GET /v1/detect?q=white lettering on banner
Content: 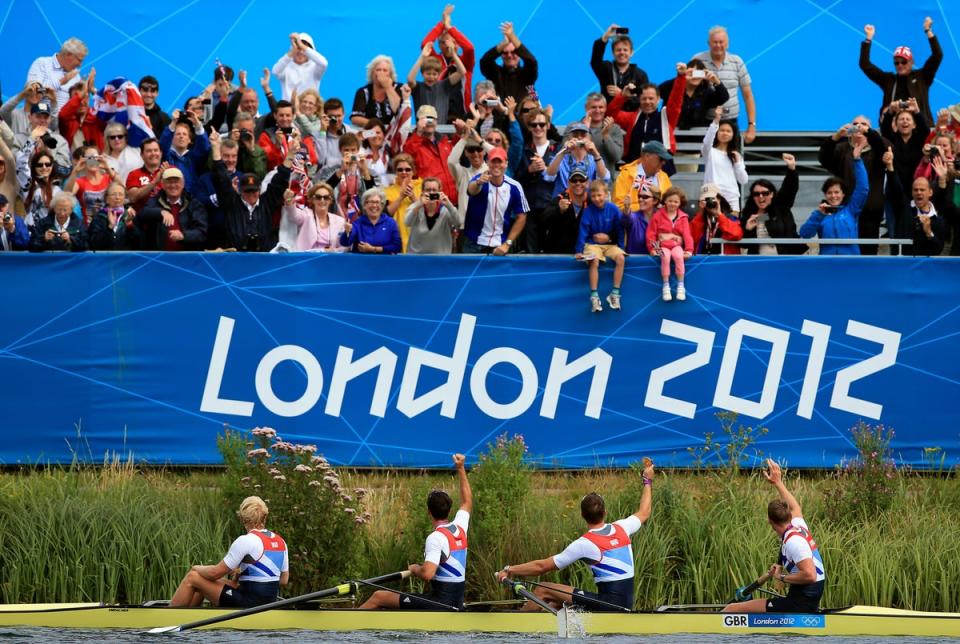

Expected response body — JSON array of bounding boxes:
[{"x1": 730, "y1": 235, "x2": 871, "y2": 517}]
[
  {"x1": 644, "y1": 318, "x2": 901, "y2": 420},
  {"x1": 200, "y1": 314, "x2": 612, "y2": 421},
  {"x1": 644, "y1": 320, "x2": 716, "y2": 418}
]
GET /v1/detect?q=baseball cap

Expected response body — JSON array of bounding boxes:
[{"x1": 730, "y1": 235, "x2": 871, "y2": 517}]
[
  {"x1": 893, "y1": 46, "x2": 913, "y2": 61},
  {"x1": 487, "y1": 147, "x2": 507, "y2": 162},
  {"x1": 566, "y1": 122, "x2": 590, "y2": 134},
  {"x1": 699, "y1": 183, "x2": 721, "y2": 200},
  {"x1": 239, "y1": 173, "x2": 261, "y2": 192},
  {"x1": 570, "y1": 162, "x2": 589, "y2": 179},
  {"x1": 417, "y1": 105, "x2": 438, "y2": 121},
  {"x1": 299, "y1": 33, "x2": 315, "y2": 50},
  {"x1": 31, "y1": 101, "x2": 52, "y2": 115},
  {"x1": 161, "y1": 167, "x2": 184, "y2": 181},
  {"x1": 641, "y1": 140, "x2": 673, "y2": 161},
  {"x1": 0, "y1": 194, "x2": 8, "y2": 207}
]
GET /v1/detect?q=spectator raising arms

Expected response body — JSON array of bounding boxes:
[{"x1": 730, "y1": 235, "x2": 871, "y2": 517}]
[
  {"x1": 694, "y1": 26, "x2": 757, "y2": 143},
  {"x1": 67, "y1": 144, "x2": 117, "y2": 225},
  {"x1": 881, "y1": 99, "x2": 930, "y2": 201},
  {"x1": 567, "y1": 94, "x2": 624, "y2": 182},
  {"x1": 740, "y1": 154, "x2": 802, "y2": 255},
  {"x1": 272, "y1": 33, "x2": 328, "y2": 99},
  {"x1": 26, "y1": 37, "x2": 88, "y2": 112},
  {"x1": 799, "y1": 143, "x2": 869, "y2": 255},
  {"x1": 860, "y1": 18, "x2": 942, "y2": 126},
  {"x1": 159, "y1": 110, "x2": 210, "y2": 194},
  {"x1": 479, "y1": 21, "x2": 538, "y2": 104},
  {"x1": 591, "y1": 25, "x2": 649, "y2": 104},
  {"x1": 608, "y1": 63, "x2": 686, "y2": 167},
  {"x1": 884, "y1": 148, "x2": 955, "y2": 255},
  {"x1": 420, "y1": 4, "x2": 476, "y2": 119},
  {"x1": 407, "y1": 44, "x2": 466, "y2": 126},
  {"x1": 701, "y1": 109, "x2": 747, "y2": 215},
  {"x1": 351, "y1": 56, "x2": 404, "y2": 128},
  {"x1": 658, "y1": 60, "x2": 729, "y2": 130}
]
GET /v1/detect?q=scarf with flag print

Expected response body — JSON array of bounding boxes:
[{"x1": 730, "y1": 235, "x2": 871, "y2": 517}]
[
  {"x1": 288, "y1": 144, "x2": 314, "y2": 207},
  {"x1": 93, "y1": 77, "x2": 156, "y2": 147}
]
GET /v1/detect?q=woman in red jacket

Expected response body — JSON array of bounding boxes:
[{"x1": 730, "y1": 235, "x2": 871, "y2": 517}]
[
  {"x1": 646, "y1": 187, "x2": 693, "y2": 302},
  {"x1": 689, "y1": 183, "x2": 743, "y2": 255}
]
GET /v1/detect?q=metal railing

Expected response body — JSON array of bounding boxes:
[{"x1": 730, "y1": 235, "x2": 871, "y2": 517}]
[{"x1": 710, "y1": 238, "x2": 915, "y2": 253}]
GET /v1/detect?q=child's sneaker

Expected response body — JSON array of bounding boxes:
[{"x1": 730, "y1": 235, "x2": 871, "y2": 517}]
[
  {"x1": 590, "y1": 295, "x2": 603, "y2": 313},
  {"x1": 662, "y1": 285, "x2": 672, "y2": 302},
  {"x1": 606, "y1": 292, "x2": 621, "y2": 310},
  {"x1": 676, "y1": 285, "x2": 686, "y2": 301}
]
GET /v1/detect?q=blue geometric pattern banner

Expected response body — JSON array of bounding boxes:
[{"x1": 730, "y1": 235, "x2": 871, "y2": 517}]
[
  {"x1": 1, "y1": 254, "x2": 957, "y2": 469},
  {"x1": 1, "y1": 2, "x2": 957, "y2": 130}
]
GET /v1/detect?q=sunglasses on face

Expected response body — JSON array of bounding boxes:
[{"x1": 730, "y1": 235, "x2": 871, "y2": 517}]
[
  {"x1": 140, "y1": 86, "x2": 158, "y2": 92},
  {"x1": 35, "y1": 162, "x2": 53, "y2": 168},
  {"x1": 313, "y1": 194, "x2": 332, "y2": 201},
  {"x1": 486, "y1": 139, "x2": 503, "y2": 145},
  {"x1": 638, "y1": 194, "x2": 654, "y2": 200},
  {"x1": 108, "y1": 134, "x2": 126, "y2": 140},
  {"x1": 395, "y1": 167, "x2": 412, "y2": 173},
  {"x1": 569, "y1": 177, "x2": 587, "y2": 183},
  {"x1": 529, "y1": 122, "x2": 547, "y2": 129},
  {"x1": 520, "y1": 107, "x2": 534, "y2": 114},
  {"x1": 894, "y1": 59, "x2": 909, "y2": 66},
  {"x1": 752, "y1": 190, "x2": 772, "y2": 197},
  {"x1": 465, "y1": 147, "x2": 484, "y2": 153}
]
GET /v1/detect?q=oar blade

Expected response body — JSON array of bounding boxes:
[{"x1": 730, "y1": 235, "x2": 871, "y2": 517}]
[{"x1": 146, "y1": 625, "x2": 181, "y2": 634}]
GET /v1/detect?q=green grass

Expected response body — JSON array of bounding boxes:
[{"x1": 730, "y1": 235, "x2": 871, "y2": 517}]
[{"x1": 1, "y1": 463, "x2": 958, "y2": 611}]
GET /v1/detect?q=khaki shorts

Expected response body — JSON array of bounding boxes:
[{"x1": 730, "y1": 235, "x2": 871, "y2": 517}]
[{"x1": 583, "y1": 244, "x2": 625, "y2": 262}]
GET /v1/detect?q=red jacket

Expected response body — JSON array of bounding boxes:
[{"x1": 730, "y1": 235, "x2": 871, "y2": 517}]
[
  {"x1": 258, "y1": 130, "x2": 318, "y2": 170},
  {"x1": 608, "y1": 73, "x2": 686, "y2": 156},
  {"x1": 421, "y1": 21, "x2": 475, "y2": 106},
  {"x1": 646, "y1": 207, "x2": 693, "y2": 254},
  {"x1": 402, "y1": 132, "x2": 458, "y2": 204},
  {"x1": 689, "y1": 210, "x2": 743, "y2": 255},
  {"x1": 59, "y1": 94, "x2": 104, "y2": 151}
]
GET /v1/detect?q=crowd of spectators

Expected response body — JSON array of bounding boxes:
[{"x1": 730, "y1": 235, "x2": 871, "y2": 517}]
[{"x1": 1, "y1": 9, "x2": 958, "y2": 306}]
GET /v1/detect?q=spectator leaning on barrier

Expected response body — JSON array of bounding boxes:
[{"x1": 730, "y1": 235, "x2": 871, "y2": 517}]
[
  {"x1": 138, "y1": 76, "x2": 170, "y2": 137},
  {"x1": 613, "y1": 140, "x2": 673, "y2": 215},
  {"x1": 385, "y1": 153, "x2": 422, "y2": 252},
  {"x1": 420, "y1": 4, "x2": 476, "y2": 119},
  {"x1": 27, "y1": 37, "x2": 87, "y2": 112},
  {"x1": 282, "y1": 182, "x2": 347, "y2": 252},
  {"x1": 139, "y1": 167, "x2": 207, "y2": 251},
  {"x1": 860, "y1": 18, "x2": 942, "y2": 127},
  {"x1": 566, "y1": 94, "x2": 624, "y2": 183},
  {"x1": 272, "y1": 33, "x2": 328, "y2": 100},
  {"x1": 694, "y1": 26, "x2": 757, "y2": 143},
  {"x1": 0, "y1": 194, "x2": 29, "y2": 251},
  {"x1": 87, "y1": 182, "x2": 139, "y2": 251},
  {"x1": 658, "y1": 59, "x2": 729, "y2": 131},
  {"x1": 576, "y1": 180, "x2": 626, "y2": 313},
  {"x1": 464, "y1": 147, "x2": 528, "y2": 254},
  {"x1": 542, "y1": 164, "x2": 590, "y2": 254},
  {"x1": 799, "y1": 143, "x2": 869, "y2": 255},
  {"x1": 479, "y1": 21, "x2": 538, "y2": 104},
  {"x1": 620, "y1": 183, "x2": 661, "y2": 255},
  {"x1": 689, "y1": 183, "x2": 743, "y2": 255},
  {"x1": 405, "y1": 176, "x2": 460, "y2": 255},
  {"x1": 884, "y1": 147, "x2": 954, "y2": 256},
  {"x1": 608, "y1": 63, "x2": 686, "y2": 167},
  {"x1": 740, "y1": 154, "x2": 802, "y2": 255},
  {"x1": 591, "y1": 25, "x2": 649, "y2": 104},
  {"x1": 30, "y1": 192, "x2": 86, "y2": 252},
  {"x1": 818, "y1": 116, "x2": 891, "y2": 255}
]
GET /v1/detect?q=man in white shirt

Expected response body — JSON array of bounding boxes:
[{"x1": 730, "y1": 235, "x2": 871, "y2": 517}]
[
  {"x1": 27, "y1": 37, "x2": 88, "y2": 111},
  {"x1": 497, "y1": 459, "x2": 654, "y2": 612},
  {"x1": 723, "y1": 458, "x2": 826, "y2": 614},
  {"x1": 361, "y1": 453, "x2": 472, "y2": 610}
]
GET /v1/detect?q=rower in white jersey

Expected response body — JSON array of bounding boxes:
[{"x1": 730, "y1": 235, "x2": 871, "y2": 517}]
[
  {"x1": 496, "y1": 458, "x2": 654, "y2": 612},
  {"x1": 723, "y1": 458, "x2": 826, "y2": 614},
  {"x1": 360, "y1": 453, "x2": 472, "y2": 610}
]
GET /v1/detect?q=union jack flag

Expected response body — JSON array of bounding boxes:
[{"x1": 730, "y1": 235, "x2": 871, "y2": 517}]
[{"x1": 93, "y1": 77, "x2": 156, "y2": 147}]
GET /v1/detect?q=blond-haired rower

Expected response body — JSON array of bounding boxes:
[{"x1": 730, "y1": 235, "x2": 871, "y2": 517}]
[{"x1": 169, "y1": 496, "x2": 289, "y2": 608}]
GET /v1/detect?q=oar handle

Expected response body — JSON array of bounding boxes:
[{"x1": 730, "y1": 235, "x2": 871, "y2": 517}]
[
  {"x1": 499, "y1": 576, "x2": 558, "y2": 616},
  {"x1": 734, "y1": 572, "x2": 773, "y2": 602}
]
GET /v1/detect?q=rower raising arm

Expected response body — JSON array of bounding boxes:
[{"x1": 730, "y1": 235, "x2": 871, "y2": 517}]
[{"x1": 764, "y1": 458, "x2": 802, "y2": 518}]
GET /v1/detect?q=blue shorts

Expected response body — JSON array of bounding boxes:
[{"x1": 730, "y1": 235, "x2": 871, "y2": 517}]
[
  {"x1": 398, "y1": 581, "x2": 464, "y2": 610},
  {"x1": 572, "y1": 578, "x2": 634, "y2": 612},
  {"x1": 218, "y1": 582, "x2": 278, "y2": 608}
]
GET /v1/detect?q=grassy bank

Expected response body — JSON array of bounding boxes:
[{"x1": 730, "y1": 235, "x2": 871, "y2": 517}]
[{"x1": 2, "y1": 458, "x2": 958, "y2": 611}]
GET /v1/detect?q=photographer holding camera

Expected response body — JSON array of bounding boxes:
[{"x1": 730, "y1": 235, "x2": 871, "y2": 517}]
[
  {"x1": 544, "y1": 123, "x2": 608, "y2": 198},
  {"x1": 29, "y1": 192, "x2": 86, "y2": 252},
  {"x1": 0, "y1": 195, "x2": 29, "y2": 251},
  {"x1": 799, "y1": 142, "x2": 868, "y2": 255},
  {"x1": 13, "y1": 101, "x2": 70, "y2": 173},
  {"x1": 689, "y1": 184, "x2": 743, "y2": 255},
  {"x1": 860, "y1": 18, "x2": 942, "y2": 126},
  {"x1": 1, "y1": 81, "x2": 58, "y2": 141},
  {"x1": 607, "y1": 63, "x2": 686, "y2": 167},
  {"x1": 591, "y1": 25, "x2": 649, "y2": 103},
  {"x1": 159, "y1": 109, "x2": 211, "y2": 195}
]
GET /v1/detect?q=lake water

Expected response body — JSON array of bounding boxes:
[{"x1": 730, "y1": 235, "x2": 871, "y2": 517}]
[{"x1": 0, "y1": 630, "x2": 948, "y2": 643}]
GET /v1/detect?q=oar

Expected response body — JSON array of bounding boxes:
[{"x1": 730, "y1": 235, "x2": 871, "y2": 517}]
[
  {"x1": 499, "y1": 577, "x2": 557, "y2": 615},
  {"x1": 733, "y1": 571, "x2": 772, "y2": 602},
  {"x1": 521, "y1": 579, "x2": 631, "y2": 612},
  {"x1": 147, "y1": 570, "x2": 409, "y2": 634}
]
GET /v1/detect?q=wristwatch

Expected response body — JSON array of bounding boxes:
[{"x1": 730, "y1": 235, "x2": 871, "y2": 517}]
[
  {"x1": 778, "y1": 573, "x2": 787, "y2": 582},
  {"x1": 505, "y1": 239, "x2": 513, "y2": 247}
]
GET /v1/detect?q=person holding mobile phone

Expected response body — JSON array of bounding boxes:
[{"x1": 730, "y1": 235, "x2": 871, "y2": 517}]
[
  {"x1": 693, "y1": 26, "x2": 758, "y2": 144},
  {"x1": 591, "y1": 24, "x2": 649, "y2": 104}
]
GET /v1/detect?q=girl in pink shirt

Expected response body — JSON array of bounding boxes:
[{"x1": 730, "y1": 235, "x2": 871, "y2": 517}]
[{"x1": 646, "y1": 187, "x2": 693, "y2": 301}]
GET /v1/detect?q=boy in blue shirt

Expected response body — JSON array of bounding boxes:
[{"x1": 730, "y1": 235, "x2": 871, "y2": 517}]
[{"x1": 575, "y1": 179, "x2": 626, "y2": 312}]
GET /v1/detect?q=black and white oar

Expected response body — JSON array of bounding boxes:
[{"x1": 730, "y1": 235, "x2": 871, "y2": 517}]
[
  {"x1": 499, "y1": 577, "x2": 557, "y2": 615},
  {"x1": 352, "y1": 578, "x2": 459, "y2": 611},
  {"x1": 147, "y1": 570, "x2": 410, "y2": 634},
  {"x1": 733, "y1": 571, "x2": 772, "y2": 602}
]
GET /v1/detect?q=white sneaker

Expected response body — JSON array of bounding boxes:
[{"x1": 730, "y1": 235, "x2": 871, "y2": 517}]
[
  {"x1": 606, "y1": 292, "x2": 621, "y2": 310},
  {"x1": 590, "y1": 295, "x2": 603, "y2": 313},
  {"x1": 676, "y1": 285, "x2": 686, "y2": 301},
  {"x1": 662, "y1": 285, "x2": 672, "y2": 302}
]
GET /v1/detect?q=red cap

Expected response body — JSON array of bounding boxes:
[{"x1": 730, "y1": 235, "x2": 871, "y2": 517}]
[
  {"x1": 893, "y1": 46, "x2": 913, "y2": 61},
  {"x1": 487, "y1": 147, "x2": 507, "y2": 162}
]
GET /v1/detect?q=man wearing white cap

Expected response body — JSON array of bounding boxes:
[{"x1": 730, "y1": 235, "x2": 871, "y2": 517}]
[
  {"x1": 272, "y1": 32, "x2": 329, "y2": 99},
  {"x1": 860, "y1": 17, "x2": 942, "y2": 126}
]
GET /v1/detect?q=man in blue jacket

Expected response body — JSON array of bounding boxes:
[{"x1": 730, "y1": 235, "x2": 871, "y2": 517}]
[{"x1": 0, "y1": 195, "x2": 29, "y2": 250}]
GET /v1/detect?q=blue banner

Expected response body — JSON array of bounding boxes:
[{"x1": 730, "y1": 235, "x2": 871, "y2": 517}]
[{"x1": 1, "y1": 254, "x2": 957, "y2": 468}]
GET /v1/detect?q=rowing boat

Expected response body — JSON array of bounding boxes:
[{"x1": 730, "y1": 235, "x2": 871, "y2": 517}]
[{"x1": 1, "y1": 603, "x2": 959, "y2": 636}]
